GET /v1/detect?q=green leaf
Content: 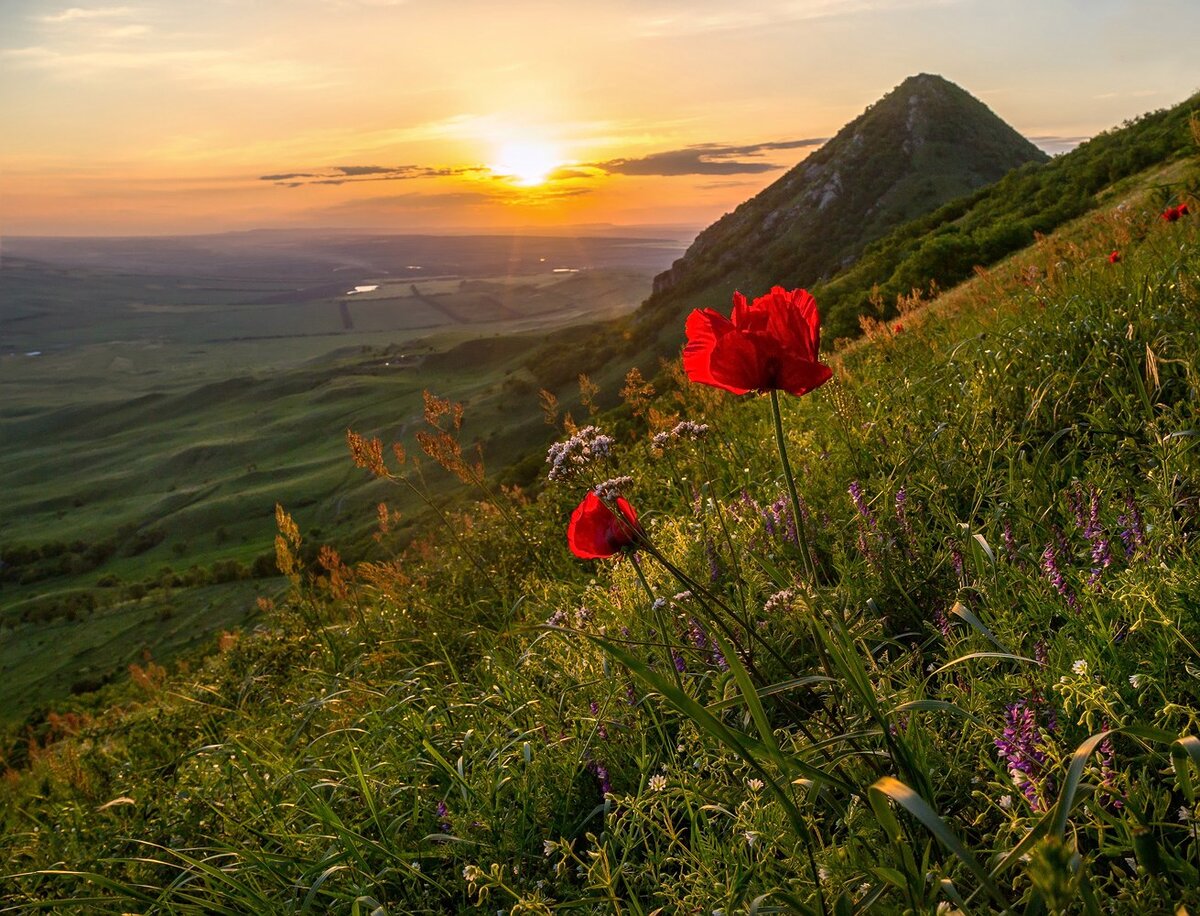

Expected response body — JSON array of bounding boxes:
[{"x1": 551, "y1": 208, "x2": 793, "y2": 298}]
[{"x1": 869, "y1": 776, "x2": 1011, "y2": 911}]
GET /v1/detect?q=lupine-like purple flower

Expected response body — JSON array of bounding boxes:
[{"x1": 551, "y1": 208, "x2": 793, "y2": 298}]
[
  {"x1": 671, "y1": 649, "x2": 686, "y2": 673},
  {"x1": 1034, "y1": 639, "x2": 1049, "y2": 668},
  {"x1": 849, "y1": 480, "x2": 874, "y2": 525},
  {"x1": 1002, "y1": 517, "x2": 1019, "y2": 564},
  {"x1": 1067, "y1": 486, "x2": 1088, "y2": 531},
  {"x1": 850, "y1": 481, "x2": 883, "y2": 569},
  {"x1": 705, "y1": 537, "x2": 721, "y2": 584},
  {"x1": 1097, "y1": 722, "x2": 1122, "y2": 809},
  {"x1": 436, "y1": 800, "x2": 452, "y2": 833},
  {"x1": 948, "y1": 540, "x2": 965, "y2": 581},
  {"x1": 1041, "y1": 529, "x2": 1078, "y2": 609},
  {"x1": 763, "y1": 494, "x2": 799, "y2": 546},
  {"x1": 932, "y1": 606, "x2": 953, "y2": 640},
  {"x1": 994, "y1": 701, "x2": 1053, "y2": 810},
  {"x1": 590, "y1": 761, "x2": 612, "y2": 797},
  {"x1": 1117, "y1": 494, "x2": 1147, "y2": 559}
]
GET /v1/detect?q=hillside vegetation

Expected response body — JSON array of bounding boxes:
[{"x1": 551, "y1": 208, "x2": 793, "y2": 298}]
[{"x1": 2, "y1": 126, "x2": 1198, "y2": 912}]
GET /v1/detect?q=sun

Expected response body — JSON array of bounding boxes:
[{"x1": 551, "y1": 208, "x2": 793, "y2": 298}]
[{"x1": 490, "y1": 140, "x2": 561, "y2": 187}]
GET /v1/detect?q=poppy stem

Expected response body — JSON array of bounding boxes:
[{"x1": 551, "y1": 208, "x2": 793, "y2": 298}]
[
  {"x1": 629, "y1": 553, "x2": 685, "y2": 691},
  {"x1": 770, "y1": 389, "x2": 817, "y2": 584}
]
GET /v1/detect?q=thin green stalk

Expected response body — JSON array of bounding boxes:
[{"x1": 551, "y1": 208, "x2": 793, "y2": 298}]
[{"x1": 771, "y1": 389, "x2": 817, "y2": 583}]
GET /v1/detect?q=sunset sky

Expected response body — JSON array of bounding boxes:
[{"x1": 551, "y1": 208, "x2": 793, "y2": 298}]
[{"x1": 2, "y1": 0, "x2": 1198, "y2": 236}]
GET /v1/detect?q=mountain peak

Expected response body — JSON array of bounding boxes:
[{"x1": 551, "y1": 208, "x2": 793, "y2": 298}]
[{"x1": 645, "y1": 75, "x2": 1047, "y2": 325}]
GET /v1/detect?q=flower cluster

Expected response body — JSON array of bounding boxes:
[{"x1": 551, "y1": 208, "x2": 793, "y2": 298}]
[
  {"x1": 651, "y1": 420, "x2": 710, "y2": 452},
  {"x1": 994, "y1": 700, "x2": 1054, "y2": 810},
  {"x1": 546, "y1": 425, "x2": 614, "y2": 482}
]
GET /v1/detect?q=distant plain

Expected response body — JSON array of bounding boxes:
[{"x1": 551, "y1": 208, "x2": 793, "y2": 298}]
[{"x1": 0, "y1": 231, "x2": 685, "y2": 723}]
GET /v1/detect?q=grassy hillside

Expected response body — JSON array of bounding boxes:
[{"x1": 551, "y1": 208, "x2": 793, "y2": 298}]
[{"x1": 2, "y1": 151, "x2": 1197, "y2": 912}]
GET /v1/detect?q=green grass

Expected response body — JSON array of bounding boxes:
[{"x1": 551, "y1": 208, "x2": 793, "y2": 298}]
[{"x1": 1, "y1": 160, "x2": 1198, "y2": 913}]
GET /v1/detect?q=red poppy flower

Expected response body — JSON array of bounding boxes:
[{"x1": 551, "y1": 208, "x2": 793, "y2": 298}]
[
  {"x1": 1108, "y1": 250, "x2": 1121, "y2": 263},
  {"x1": 1162, "y1": 205, "x2": 1184, "y2": 222},
  {"x1": 567, "y1": 491, "x2": 642, "y2": 559},
  {"x1": 1179, "y1": 203, "x2": 1190, "y2": 217},
  {"x1": 683, "y1": 286, "x2": 833, "y2": 396}
]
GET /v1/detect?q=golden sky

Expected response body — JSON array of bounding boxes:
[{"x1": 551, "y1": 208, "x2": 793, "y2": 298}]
[{"x1": 2, "y1": 0, "x2": 1197, "y2": 235}]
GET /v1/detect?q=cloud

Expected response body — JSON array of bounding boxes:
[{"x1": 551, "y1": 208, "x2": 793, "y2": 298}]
[
  {"x1": 594, "y1": 138, "x2": 826, "y2": 176},
  {"x1": 261, "y1": 164, "x2": 478, "y2": 187},
  {"x1": 39, "y1": 6, "x2": 136, "y2": 23}
]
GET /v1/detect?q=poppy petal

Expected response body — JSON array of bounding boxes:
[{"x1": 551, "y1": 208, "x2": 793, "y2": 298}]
[
  {"x1": 567, "y1": 492, "x2": 642, "y2": 559},
  {"x1": 708, "y1": 329, "x2": 768, "y2": 393},
  {"x1": 683, "y1": 308, "x2": 751, "y2": 394},
  {"x1": 775, "y1": 358, "x2": 833, "y2": 398},
  {"x1": 765, "y1": 287, "x2": 820, "y2": 359},
  {"x1": 568, "y1": 492, "x2": 617, "y2": 558}
]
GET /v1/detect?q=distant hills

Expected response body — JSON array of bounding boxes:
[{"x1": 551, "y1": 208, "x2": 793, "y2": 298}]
[{"x1": 641, "y1": 74, "x2": 1048, "y2": 332}]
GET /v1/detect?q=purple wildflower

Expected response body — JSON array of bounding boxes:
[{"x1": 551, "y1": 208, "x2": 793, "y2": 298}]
[
  {"x1": 1002, "y1": 517, "x2": 1019, "y2": 564},
  {"x1": 1034, "y1": 639, "x2": 1049, "y2": 667},
  {"x1": 546, "y1": 425, "x2": 614, "y2": 482},
  {"x1": 994, "y1": 700, "x2": 1053, "y2": 810},
  {"x1": 763, "y1": 494, "x2": 799, "y2": 546},
  {"x1": 671, "y1": 650, "x2": 686, "y2": 673},
  {"x1": 705, "y1": 537, "x2": 721, "y2": 584},
  {"x1": 590, "y1": 761, "x2": 612, "y2": 797},
  {"x1": 1117, "y1": 494, "x2": 1147, "y2": 559},
  {"x1": 1098, "y1": 723, "x2": 1122, "y2": 809},
  {"x1": 626, "y1": 682, "x2": 637, "y2": 706},
  {"x1": 849, "y1": 480, "x2": 874, "y2": 525},
  {"x1": 1067, "y1": 485, "x2": 1088, "y2": 531},
  {"x1": 948, "y1": 540, "x2": 965, "y2": 581},
  {"x1": 590, "y1": 701, "x2": 608, "y2": 741},
  {"x1": 436, "y1": 800, "x2": 451, "y2": 833},
  {"x1": 1041, "y1": 529, "x2": 1078, "y2": 609},
  {"x1": 932, "y1": 606, "x2": 953, "y2": 640}
]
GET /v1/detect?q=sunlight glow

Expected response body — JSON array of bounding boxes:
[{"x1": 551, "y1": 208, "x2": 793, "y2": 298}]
[{"x1": 490, "y1": 140, "x2": 561, "y2": 187}]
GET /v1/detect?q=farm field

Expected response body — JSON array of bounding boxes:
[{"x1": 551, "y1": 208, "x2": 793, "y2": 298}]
[{"x1": 0, "y1": 232, "x2": 684, "y2": 724}]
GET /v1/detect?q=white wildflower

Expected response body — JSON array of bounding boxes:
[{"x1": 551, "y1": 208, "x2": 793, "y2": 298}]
[
  {"x1": 648, "y1": 774, "x2": 668, "y2": 793},
  {"x1": 746, "y1": 778, "x2": 764, "y2": 793},
  {"x1": 1129, "y1": 674, "x2": 1144, "y2": 689},
  {"x1": 1071, "y1": 659, "x2": 1088, "y2": 676},
  {"x1": 999, "y1": 794, "x2": 1013, "y2": 810}
]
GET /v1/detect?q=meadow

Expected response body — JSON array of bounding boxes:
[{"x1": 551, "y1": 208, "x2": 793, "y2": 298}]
[
  {"x1": 0, "y1": 233, "x2": 679, "y2": 725},
  {"x1": 2, "y1": 151, "x2": 1198, "y2": 912}
]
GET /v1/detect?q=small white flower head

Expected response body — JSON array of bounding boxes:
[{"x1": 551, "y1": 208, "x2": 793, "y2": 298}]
[
  {"x1": 999, "y1": 794, "x2": 1013, "y2": 810},
  {"x1": 1179, "y1": 805, "x2": 1193, "y2": 824},
  {"x1": 543, "y1": 839, "x2": 555, "y2": 857},
  {"x1": 648, "y1": 774, "x2": 668, "y2": 793},
  {"x1": 1129, "y1": 673, "x2": 1144, "y2": 690},
  {"x1": 1071, "y1": 659, "x2": 1089, "y2": 676},
  {"x1": 744, "y1": 830, "x2": 759, "y2": 846},
  {"x1": 817, "y1": 866, "x2": 830, "y2": 881},
  {"x1": 746, "y1": 778, "x2": 764, "y2": 793}
]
